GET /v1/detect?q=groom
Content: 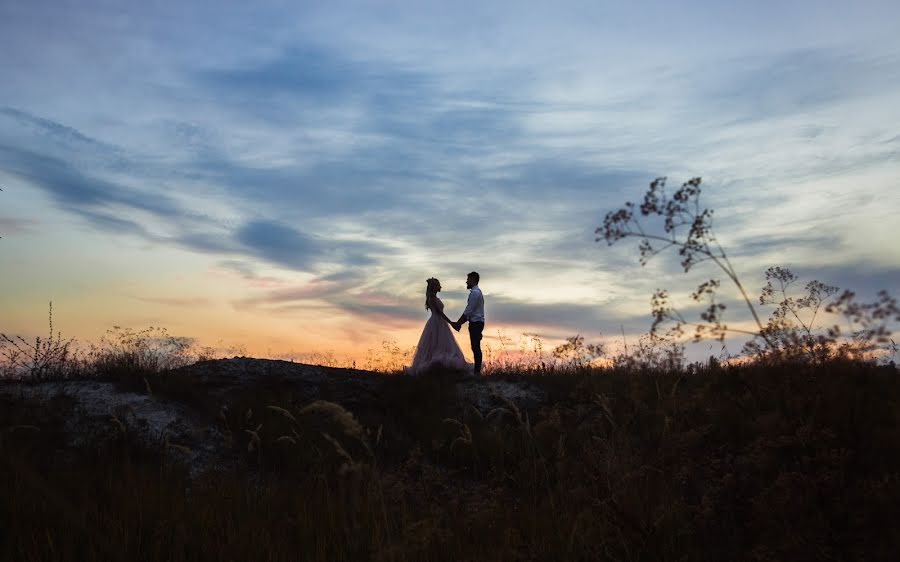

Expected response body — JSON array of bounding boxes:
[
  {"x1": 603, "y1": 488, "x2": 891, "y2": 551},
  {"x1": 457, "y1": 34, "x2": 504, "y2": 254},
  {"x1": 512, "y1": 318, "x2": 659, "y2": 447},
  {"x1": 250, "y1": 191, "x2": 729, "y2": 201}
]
[{"x1": 451, "y1": 271, "x2": 485, "y2": 375}]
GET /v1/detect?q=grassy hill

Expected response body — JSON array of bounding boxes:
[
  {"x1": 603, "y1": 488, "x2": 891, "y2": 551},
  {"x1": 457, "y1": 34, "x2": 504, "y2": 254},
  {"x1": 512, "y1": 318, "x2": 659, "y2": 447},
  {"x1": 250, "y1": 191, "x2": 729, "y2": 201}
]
[{"x1": 2, "y1": 359, "x2": 899, "y2": 561}]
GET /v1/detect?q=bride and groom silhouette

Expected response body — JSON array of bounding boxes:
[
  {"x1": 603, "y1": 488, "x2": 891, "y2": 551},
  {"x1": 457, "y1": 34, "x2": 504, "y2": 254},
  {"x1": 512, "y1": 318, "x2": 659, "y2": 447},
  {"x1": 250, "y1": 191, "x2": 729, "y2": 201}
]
[{"x1": 408, "y1": 271, "x2": 485, "y2": 376}]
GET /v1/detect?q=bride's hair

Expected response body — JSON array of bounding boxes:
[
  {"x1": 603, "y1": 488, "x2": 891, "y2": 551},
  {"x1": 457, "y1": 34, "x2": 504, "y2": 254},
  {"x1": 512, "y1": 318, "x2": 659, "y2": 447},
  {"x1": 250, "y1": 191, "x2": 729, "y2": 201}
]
[{"x1": 425, "y1": 278, "x2": 439, "y2": 310}]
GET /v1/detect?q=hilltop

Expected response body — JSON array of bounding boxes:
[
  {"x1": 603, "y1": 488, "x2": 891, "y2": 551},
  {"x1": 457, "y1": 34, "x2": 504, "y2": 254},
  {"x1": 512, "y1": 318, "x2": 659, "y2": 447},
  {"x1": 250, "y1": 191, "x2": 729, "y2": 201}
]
[
  {"x1": 2, "y1": 359, "x2": 900, "y2": 561},
  {"x1": 0, "y1": 358, "x2": 545, "y2": 477}
]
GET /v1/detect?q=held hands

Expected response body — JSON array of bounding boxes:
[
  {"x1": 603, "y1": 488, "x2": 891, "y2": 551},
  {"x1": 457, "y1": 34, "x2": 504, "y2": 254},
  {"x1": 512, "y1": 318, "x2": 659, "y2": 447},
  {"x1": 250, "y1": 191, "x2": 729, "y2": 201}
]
[{"x1": 450, "y1": 321, "x2": 461, "y2": 332}]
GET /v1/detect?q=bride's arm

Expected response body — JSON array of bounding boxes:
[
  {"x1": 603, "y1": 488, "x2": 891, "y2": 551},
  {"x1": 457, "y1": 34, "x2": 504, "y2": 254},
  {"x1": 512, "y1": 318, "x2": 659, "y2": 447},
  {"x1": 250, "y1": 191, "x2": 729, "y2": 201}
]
[{"x1": 429, "y1": 296, "x2": 454, "y2": 324}]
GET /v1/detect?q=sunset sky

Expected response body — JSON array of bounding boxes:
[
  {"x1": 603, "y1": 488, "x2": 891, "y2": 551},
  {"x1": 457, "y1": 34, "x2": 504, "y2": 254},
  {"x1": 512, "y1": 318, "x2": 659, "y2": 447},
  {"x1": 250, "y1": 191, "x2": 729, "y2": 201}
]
[{"x1": 2, "y1": 1, "x2": 899, "y2": 364}]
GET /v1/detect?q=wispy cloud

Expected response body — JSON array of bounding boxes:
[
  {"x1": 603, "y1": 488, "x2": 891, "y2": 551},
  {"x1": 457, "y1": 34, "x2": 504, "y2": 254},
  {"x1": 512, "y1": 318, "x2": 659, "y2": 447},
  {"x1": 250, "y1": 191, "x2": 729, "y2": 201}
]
[
  {"x1": 131, "y1": 295, "x2": 212, "y2": 307},
  {"x1": 0, "y1": 216, "x2": 36, "y2": 236}
]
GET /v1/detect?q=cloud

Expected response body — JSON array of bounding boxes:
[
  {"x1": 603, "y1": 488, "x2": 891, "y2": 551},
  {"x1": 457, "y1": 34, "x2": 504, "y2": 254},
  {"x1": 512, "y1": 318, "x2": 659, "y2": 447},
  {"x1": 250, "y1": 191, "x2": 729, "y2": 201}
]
[
  {"x1": 1, "y1": 145, "x2": 107, "y2": 205},
  {"x1": 695, "y1": 49, "x2": 900, "y2": 125},
  {"x1": 201, "y1": 45, "x2": 429, "y2": 108},
  {"x1": 73, "y1": 209, "x2": 149, "y2": 237},
  {"x1": 0, "y1": 111, "x2": 395, "y2": 274},
  {"x1": 0, "y1": 143, "x2": 183, "y2": 221},
  {"x1": 794, "y1": 263, "x2": 900, "y2": 297},
  {"x1": 235, "y1": 218, "x2": 390, "y2": 271},
  {"x1": 0, "y1": 107, "x2": 109, "y2": 150},
  {"x1": 0, "y1": 216, "x2": 37, "y2": 235},
  {"x1": 235, "y1": 219, "x2": 321, "y2": 270},
  {"x1": 173, "y1": 231, "x2": 239, "y2": 255},
  {"x1": 215, "y1": 260, "x2": 287, "y2": 288},
  {"x1": 218, "y1": 260, "x2": 256, "y2": 278},
  {"x1": 178, "y1": 61, "x2": 534, "y2": 229},
  {"x1": 131, "y1": 295, "x2": 212, "y2": 307},
  {"x1": 489, "y1": 295, "x2": 650, "y2": 334},
  {"x1": 731, "y1": 232, "x2": 848, "y2": 261}
]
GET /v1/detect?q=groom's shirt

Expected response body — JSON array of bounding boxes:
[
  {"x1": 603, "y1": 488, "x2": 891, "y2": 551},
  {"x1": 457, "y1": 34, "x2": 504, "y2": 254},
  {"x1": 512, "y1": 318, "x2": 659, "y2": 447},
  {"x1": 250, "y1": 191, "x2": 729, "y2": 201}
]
[{"x1": 463, "y1": 285, "x2": 485, "y2": 323}]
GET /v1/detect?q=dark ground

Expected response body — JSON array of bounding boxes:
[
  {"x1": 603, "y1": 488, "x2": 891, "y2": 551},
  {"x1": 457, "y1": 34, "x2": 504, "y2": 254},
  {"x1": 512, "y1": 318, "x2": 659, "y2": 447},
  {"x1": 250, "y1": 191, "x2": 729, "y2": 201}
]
[{"x1": 2, "y1": 359, "x2": 899, "y2": 561}]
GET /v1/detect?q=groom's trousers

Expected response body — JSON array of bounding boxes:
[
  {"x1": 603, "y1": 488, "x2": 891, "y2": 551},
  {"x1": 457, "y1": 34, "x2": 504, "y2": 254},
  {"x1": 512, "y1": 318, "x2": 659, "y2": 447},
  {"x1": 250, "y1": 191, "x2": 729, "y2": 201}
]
[{"x1": 469, "y1": 322, "x2": 484, "y2": 374}]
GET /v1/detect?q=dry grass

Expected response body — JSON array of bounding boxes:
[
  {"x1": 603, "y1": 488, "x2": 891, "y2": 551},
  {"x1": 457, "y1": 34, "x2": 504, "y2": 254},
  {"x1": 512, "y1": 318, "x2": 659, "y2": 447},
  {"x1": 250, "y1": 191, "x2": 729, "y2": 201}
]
[{"x1": 2, "y1": 360, "x2": 900, "y2": 560}]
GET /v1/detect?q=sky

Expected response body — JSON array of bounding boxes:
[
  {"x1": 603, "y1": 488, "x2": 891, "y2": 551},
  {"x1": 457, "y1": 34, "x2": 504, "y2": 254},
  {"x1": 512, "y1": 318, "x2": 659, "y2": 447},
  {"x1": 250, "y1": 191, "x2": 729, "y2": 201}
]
[{"x1": 2, "y1": 0, "x2": 899, "y2": 364}]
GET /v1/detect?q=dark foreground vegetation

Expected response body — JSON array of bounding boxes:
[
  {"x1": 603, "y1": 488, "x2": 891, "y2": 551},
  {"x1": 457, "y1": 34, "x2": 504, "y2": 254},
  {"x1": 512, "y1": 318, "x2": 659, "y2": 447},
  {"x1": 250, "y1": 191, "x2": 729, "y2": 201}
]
[{"x1": 2, "y1": 358, "x2": 900, "y2": 561}]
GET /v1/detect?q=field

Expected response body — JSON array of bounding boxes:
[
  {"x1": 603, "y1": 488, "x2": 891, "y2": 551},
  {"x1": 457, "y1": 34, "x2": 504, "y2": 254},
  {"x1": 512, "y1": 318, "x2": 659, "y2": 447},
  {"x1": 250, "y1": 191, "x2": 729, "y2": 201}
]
[{"x1": 2, "y1": 357, "x2": 899, "y2": 561}]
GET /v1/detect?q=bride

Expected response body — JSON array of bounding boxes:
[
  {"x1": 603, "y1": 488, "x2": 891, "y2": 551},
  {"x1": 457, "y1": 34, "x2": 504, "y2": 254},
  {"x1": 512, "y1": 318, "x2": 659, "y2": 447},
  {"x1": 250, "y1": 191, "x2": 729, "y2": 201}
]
[{"x1": 407, "y1": 278, "x2": 469, "y2": 374}]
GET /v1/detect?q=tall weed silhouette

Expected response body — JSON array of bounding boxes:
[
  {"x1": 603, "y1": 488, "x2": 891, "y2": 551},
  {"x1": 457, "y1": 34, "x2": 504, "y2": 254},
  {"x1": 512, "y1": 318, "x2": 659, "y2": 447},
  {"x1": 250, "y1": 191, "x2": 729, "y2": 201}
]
[{"x1": 599, "y1": 177, "x2": 900, "y2": 363}]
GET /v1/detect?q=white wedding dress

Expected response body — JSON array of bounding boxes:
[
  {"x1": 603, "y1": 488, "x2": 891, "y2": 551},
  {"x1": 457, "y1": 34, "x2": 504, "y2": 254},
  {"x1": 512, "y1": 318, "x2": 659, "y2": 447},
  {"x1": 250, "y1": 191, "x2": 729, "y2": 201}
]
[{"x1": 407, "y1": 295, "x2": 470, "y2": 374}]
